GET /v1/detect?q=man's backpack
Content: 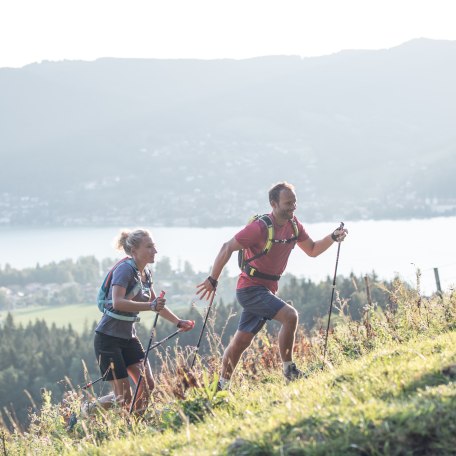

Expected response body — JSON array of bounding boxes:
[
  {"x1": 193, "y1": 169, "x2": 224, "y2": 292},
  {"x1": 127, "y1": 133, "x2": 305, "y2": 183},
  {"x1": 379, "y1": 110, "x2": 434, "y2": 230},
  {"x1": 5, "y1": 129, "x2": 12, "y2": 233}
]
[
  {"x1": 97, "y1": 257, "x2": 150, "y2": 322},
  {"x1": 238, "y1": 214, "x2": 299, "y2": 281}
]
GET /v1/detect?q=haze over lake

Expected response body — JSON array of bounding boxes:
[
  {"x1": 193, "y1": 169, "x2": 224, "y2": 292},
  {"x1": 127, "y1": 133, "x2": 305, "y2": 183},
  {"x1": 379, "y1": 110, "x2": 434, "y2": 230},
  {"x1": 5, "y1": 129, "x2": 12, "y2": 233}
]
[{"x1": 1, "y1": 217, "x2": 455, "y2": 295}]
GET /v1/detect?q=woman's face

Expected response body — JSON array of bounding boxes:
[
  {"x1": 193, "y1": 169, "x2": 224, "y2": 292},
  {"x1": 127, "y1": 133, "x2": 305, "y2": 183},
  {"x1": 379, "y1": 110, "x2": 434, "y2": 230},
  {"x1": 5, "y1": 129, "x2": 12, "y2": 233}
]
[{"x1": 133, "y1": 235, "x2": 157, "y2": 265}]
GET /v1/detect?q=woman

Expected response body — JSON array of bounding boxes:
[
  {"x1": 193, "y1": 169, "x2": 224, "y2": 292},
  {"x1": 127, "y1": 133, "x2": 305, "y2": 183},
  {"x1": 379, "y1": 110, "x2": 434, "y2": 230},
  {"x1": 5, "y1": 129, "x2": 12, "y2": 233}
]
[{"x1": 87, "y1": 228, "x2": 194, "y2": 414}]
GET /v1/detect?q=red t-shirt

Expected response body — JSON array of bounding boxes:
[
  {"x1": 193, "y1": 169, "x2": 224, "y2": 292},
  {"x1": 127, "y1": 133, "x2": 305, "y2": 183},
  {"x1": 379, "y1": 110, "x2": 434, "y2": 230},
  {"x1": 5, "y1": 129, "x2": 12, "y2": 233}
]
[{"x1": 235, "y1": 213, "x2": 309, "y2": 294}]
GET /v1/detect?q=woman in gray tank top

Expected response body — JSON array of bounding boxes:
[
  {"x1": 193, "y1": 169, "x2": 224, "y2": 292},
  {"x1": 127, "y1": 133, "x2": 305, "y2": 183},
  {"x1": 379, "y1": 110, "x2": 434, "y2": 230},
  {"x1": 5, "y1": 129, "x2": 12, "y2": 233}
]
[{"x1": 86, "y1": 228, "x2": 194, "y2": 415}]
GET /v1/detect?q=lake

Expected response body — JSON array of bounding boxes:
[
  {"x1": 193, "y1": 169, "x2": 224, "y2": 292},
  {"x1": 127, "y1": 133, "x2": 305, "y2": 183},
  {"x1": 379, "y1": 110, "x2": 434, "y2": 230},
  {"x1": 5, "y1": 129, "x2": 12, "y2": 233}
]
[{"x1": 1, "y1": 217, "x2": 455, "y2": 295}]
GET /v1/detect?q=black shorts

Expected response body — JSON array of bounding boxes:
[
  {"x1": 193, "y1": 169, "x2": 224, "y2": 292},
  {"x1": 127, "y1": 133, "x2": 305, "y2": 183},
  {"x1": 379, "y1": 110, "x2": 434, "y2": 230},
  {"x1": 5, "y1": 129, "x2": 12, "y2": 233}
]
[{"x1": 94, "y1": 332, "x2": 145, "y2": 381}]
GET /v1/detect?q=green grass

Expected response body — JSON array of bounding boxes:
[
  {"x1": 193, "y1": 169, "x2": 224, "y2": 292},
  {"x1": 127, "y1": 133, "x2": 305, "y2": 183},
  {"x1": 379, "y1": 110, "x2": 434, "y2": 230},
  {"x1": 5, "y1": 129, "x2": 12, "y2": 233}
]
[
  {"x1": 0, "y1": 303, "x2": 187, "y2": 332},
  {"x1": 4, "y1": 285, "x2": 455, "y2": 455},
  {"x1": 57, "y1": 330, "x2": 455, "y2": 455},
  {"x1": 0, "y1": 304, "x2": 100, "y2": 331}
]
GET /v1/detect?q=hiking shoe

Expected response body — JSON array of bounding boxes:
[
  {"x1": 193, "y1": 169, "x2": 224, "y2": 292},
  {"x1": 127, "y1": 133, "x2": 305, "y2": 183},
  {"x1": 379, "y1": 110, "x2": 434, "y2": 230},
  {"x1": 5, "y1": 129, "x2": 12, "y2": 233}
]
[
  {"x1": 80, "y1": 401, "x2": 98, "y2": 417},
  {"x1": 284, "y1": 363, "x2": 306, "y2": 381},
  {"x1": 216, "y1": 379, "x2": 230, "y2": 392},
  {"x1": 66, "y1": 412, "x2": 78, "y2": 431}
]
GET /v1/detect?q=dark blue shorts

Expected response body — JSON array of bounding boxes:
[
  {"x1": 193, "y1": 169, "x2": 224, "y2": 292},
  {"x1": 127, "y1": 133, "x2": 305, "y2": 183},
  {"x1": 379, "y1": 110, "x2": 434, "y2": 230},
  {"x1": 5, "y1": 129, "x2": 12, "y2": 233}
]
[
  {"x1": 236, "y1": 286, "x2": 286, "y2": 334},
  {"x1": 94, "y1": 332, "x2": 145, "y2": 381}
]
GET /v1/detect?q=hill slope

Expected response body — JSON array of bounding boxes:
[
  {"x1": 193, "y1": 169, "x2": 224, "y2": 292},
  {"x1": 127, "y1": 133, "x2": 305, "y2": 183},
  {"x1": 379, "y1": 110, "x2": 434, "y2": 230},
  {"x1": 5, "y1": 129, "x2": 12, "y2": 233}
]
[
  {"x1": 74, "y1": 331, "x2": 456, "y2": 455},
  {"x1": 3, "y1": 282, "x2": 456, "y2": 454}
]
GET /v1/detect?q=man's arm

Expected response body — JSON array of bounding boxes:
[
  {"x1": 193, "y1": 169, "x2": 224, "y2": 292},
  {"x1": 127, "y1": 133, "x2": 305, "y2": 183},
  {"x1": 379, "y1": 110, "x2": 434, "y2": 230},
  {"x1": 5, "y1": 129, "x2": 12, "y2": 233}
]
[
  {"x1": 196, "y1": 237, "x2": 244, "y2": 300},
  {"x1": 298, "y1": 226, "x2": 347, "y2": 257}
]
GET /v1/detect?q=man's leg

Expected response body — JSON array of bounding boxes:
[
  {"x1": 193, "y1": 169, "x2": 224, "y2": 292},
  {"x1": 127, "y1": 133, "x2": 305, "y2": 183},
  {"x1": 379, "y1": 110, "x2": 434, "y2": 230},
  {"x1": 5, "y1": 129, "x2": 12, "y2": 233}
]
[
  {"x1": 273, "y1": 303, "x2": 298, "y2": 362},
  {"x1": 273, "y1": 303, "x2": 305, "y2": 380},
  {"x1": 221, "y1": 330, "x2": 255, "y2": 380}
]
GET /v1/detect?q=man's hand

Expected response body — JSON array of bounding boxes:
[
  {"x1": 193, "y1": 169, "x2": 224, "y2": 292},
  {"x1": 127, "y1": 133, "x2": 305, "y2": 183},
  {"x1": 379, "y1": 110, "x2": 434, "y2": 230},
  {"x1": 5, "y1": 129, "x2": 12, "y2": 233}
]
[
  {"x1": 331, "y1": 225, "x2": 348, "y2": 243},
  {"x1": 196, "y1": 276, "x2": 217, "y2": 301}
]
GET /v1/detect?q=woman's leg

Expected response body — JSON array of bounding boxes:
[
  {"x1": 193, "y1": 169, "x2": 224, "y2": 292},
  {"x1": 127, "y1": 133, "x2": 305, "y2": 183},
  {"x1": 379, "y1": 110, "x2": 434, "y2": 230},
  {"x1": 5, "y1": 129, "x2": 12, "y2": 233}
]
[
  {"x1": 127, "y1": 360, "x2": 155, "y2": 413},
  {"x1": 95, "y1": 391, "x2": 116, "y2": 410},
  {"x1": 93, "y1": 332, "x2": 134, "y2": 410}
]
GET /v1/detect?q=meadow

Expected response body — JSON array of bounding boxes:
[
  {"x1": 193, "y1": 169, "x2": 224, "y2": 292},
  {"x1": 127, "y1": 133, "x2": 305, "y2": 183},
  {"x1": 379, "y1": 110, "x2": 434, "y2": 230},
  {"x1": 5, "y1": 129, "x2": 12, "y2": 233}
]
[
  {"x1": 0, "y1": 304, "x2": 99, "y2": 332},
  {"x1": 0, "y1": 303, "x2": 189, "y2": 333},
  {"x1": 2, "y1": 280, "x2": 455, "y2": 455}
]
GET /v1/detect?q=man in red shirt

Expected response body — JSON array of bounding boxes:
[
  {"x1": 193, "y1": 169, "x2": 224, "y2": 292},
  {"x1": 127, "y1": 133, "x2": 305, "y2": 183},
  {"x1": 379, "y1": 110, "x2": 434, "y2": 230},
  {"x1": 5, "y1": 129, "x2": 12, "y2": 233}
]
[{"x1": 197, "y1": 182, "x2": 347, "y2": 388}]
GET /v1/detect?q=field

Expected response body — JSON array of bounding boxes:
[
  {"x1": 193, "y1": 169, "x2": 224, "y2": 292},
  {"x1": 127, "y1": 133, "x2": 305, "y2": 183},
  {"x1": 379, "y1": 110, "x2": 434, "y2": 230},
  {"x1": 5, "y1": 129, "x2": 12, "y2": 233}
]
[
  {"x1": 0, "y1": 303, "x2": 186, "y2": 332},
  {"x1": 0, "y1": 304, "x2": 162, "y2": 332},
  {"x1": 0, "y1": 304, "x2": 100, "y2": 331}
]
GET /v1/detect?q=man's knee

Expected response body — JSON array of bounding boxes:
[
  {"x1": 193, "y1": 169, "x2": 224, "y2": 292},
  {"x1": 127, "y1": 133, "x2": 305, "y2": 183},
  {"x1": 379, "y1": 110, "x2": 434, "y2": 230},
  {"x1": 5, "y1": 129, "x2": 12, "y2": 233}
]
[
  {"x1": 231, "y1": 331, "x2": 254, "y2": 351},
  {"x1": 288, "y1": 306, "x2": 298, "y2": 324},
  {"x1": 275, "y1": 304, "x2": 298, "y2": 325}
]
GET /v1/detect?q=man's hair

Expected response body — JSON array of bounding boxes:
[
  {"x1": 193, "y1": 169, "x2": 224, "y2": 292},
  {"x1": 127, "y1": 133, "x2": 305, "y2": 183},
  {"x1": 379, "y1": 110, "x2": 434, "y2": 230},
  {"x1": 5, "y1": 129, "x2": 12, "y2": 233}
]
[{"x1": 269, "y1": 182, "x2": 295, "y2": 203}]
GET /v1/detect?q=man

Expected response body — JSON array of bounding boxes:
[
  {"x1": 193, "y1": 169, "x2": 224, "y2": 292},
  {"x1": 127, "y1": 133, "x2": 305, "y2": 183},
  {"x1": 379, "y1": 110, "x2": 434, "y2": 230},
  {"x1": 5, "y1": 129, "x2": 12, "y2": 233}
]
[{"x1": 196, "y1": 182, "x2": 347, "y2": 388}]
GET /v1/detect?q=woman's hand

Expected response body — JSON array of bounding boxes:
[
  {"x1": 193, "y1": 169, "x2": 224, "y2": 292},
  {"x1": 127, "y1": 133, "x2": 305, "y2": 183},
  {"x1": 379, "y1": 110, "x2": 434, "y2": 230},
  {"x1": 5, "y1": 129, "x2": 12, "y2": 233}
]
[
  {"x1": 176, "y1": 319, "x2": 195, "y2": 332},
  {"x1": 150, "y1": 295, "x2": 166, "y2": 312}
]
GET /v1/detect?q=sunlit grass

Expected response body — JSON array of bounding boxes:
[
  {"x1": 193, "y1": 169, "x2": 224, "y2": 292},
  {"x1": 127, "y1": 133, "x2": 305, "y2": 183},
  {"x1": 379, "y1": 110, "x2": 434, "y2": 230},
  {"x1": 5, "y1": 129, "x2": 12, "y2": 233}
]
[
  {"x1": 0, "y1": 303, "x2": 99, "y2": 331},
  {"x1": 59, "y1": 331, "x2": 456, "y2": 456},
  {"x1": 2, "y1": 282, "x2": 455, "y2": 455}
]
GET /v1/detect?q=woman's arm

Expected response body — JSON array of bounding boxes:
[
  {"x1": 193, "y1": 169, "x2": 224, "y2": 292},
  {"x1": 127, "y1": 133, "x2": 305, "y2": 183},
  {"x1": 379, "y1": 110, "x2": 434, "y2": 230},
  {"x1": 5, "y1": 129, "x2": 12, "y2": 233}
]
[
  {"x1": 112, "y1": 284, "x2": 194, "y2": 331},
  {"x1": 112, "y1": 285, "x2": 165, "y2": 312}
]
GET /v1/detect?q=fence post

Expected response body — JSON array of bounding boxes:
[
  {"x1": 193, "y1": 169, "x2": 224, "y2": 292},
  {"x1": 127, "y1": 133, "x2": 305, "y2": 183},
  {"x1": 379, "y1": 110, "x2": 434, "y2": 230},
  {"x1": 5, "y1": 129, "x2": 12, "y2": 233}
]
[
  {"x1": 364, "y1": 275, "x2": 372, "y2": 307},
  {"x1": 363, "y1": 275, "x2": 372, "y2": 337},
  {"x1": 434, "y1": 267, "x2": 443, "y2": 299},
  {"x1": 416, "y1": 268, "x2": 422, "y2": 309}
]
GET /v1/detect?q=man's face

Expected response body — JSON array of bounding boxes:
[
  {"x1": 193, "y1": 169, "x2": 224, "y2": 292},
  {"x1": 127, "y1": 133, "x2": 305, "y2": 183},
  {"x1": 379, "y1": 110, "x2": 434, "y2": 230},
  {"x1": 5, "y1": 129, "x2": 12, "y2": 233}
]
[{"x1": 272, "y1": 188, "x2": 297, "y2": 220}]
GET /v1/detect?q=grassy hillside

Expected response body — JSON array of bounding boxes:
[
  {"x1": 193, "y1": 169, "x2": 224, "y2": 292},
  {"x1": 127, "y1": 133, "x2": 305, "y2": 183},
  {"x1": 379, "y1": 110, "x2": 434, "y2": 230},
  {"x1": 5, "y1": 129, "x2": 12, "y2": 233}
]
[
  {"x1": 3, "y1": 284, "x2": 456, "y2": 455},
  {"x1": 104, "y1": 333, "x2": 455, "y2": 455}
]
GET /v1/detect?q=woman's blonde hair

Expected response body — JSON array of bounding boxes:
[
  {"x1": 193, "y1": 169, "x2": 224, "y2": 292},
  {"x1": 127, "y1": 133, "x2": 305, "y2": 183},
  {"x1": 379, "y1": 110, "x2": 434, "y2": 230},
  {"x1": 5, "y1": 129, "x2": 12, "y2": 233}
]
[{"x1": 116, "y1": 228, "x2": 151, "y2": 255}]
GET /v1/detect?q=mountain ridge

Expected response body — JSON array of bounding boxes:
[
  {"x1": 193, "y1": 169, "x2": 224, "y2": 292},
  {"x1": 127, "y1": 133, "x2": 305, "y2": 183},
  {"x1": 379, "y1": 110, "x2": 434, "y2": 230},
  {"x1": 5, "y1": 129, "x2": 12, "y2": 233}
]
[{"x1": 1, "y1": 38, "x2": 455, "y2": 226}]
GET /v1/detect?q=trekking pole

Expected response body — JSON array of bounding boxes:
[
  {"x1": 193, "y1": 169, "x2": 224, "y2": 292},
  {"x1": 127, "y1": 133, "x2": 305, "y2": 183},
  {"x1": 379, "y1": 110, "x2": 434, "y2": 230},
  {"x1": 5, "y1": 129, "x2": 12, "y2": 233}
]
[
  {"x1": 323, "y1": 222, "x2": 344, "y2": 364},
  {"x1": 190, "y1": 290, "x2": 216, "y2": 369},
  {"x1": 147, "y1": 327, "x2": 182, "y2": 350},
  {"x1": 80, "y1": 365, "x2": 112, "y2": 390},
  {"x1": 129, "y1": 290, "x2": 164, "y2": 414}
]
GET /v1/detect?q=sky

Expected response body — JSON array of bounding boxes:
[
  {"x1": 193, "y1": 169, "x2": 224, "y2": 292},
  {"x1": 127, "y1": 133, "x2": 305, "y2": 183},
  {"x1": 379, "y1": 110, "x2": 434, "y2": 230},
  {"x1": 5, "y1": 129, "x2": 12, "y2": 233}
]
[{"x1": 1, "y1": 0, "x2": 456, "y2": 69}]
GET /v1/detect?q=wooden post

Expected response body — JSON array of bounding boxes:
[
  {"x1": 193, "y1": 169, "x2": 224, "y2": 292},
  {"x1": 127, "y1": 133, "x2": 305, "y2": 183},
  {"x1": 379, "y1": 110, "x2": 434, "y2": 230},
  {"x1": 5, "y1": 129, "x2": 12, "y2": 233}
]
[
  {"x1": 363, "y1": 275, "x2": 372, "y2": 337},
  {"x1": 364, "y1": 275, "x2": 372, "y2": 306},
  {"x1": 434, "y1": 267, "x2": 443, "y2": 299},
  {"x1": 416, "y1": 268, "x2": 422, "y2": 309}
]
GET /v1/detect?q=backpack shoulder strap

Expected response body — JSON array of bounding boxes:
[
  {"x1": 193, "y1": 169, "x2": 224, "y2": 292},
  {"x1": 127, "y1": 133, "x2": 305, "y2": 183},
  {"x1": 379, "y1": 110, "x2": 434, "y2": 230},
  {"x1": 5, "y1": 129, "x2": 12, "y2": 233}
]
[
  {"x1": 290, "y1": 217, "x2": 299, "y2": 240},
  {"x1": 100, "y1": 257, "x2": 130, "y2": 295},
  {"x1": 123, "y1": 259, "x2": 143, "y2": 299},
  {"x1": 241, "y1": 214, "x2": 274, "y2": 265},
  {"x1": 257, "y1": 214, "x2": 274, "y2": 255},
  {"x1": 98, "y1": 257, "x2": 141, "y2": 322}
]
